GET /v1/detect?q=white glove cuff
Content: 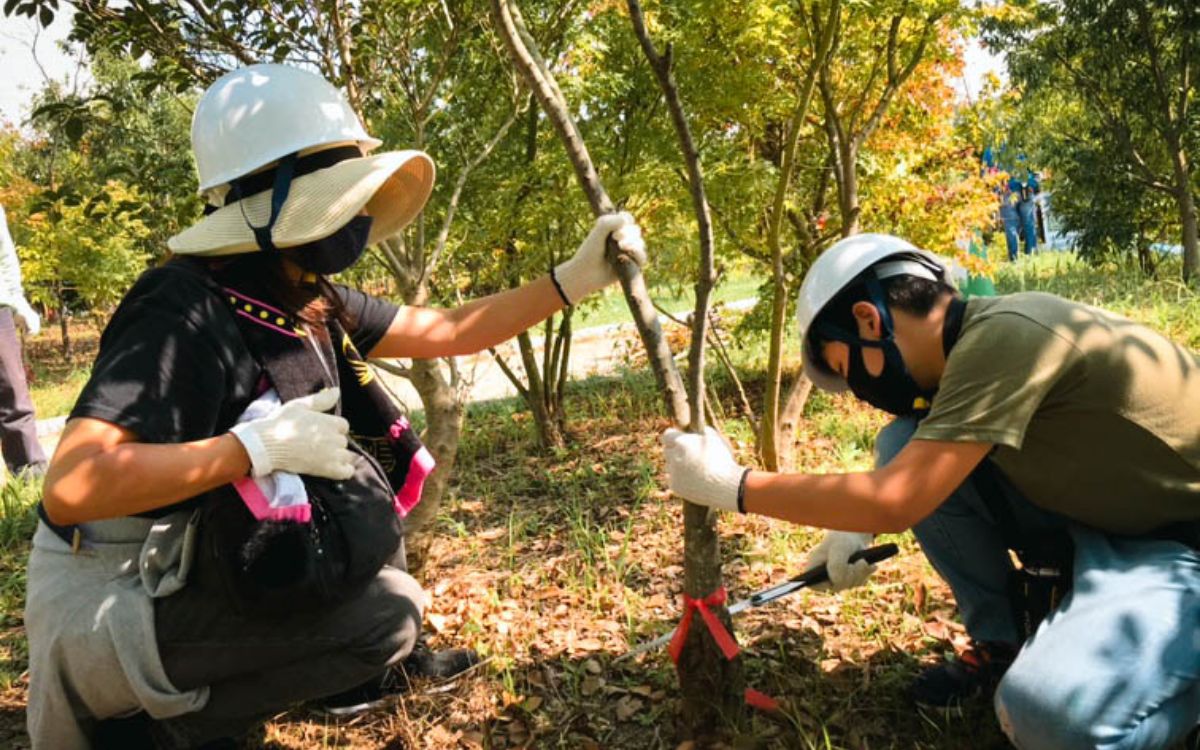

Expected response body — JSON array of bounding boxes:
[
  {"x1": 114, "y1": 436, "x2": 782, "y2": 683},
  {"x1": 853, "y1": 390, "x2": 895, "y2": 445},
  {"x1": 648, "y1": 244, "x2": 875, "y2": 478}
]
[
  {"x1": 552, "y1": 258, "x2": 602, "y2": 307},
  {"x1": 735, "y1": 468, "x2": 751, "y2": 513},
  {"x1": 229, "y1": 423, "x2": 271, "y2": 478},
  {"x1": 549, "y1": 266, "x2": 574, "y2": 306}
]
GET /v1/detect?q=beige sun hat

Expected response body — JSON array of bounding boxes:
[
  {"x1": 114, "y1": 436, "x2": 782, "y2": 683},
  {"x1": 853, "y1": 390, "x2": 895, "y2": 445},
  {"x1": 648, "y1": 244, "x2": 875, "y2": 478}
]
[
  {"x1": 168, "y1": 147, "x2": 435, "y2": 256},
  {"x1": 167, "y1": 63, "x2": 435, "y2": 256}
]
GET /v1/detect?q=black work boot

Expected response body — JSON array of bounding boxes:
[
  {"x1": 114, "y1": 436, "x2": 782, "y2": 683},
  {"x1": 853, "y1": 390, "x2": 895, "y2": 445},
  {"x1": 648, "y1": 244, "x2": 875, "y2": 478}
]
[
  {"x1": 319, "y1": 635, "x2": 480, "y2": 716},
  {"x1": 910, "y1": 640, "x2": 1017, "y2": 707}
]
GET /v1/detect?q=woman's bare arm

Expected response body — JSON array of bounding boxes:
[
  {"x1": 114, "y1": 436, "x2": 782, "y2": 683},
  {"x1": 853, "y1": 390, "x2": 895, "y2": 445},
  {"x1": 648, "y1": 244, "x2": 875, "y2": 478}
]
[{"x1": 42, "y1": 417, "x2": 251, "y2": 526}]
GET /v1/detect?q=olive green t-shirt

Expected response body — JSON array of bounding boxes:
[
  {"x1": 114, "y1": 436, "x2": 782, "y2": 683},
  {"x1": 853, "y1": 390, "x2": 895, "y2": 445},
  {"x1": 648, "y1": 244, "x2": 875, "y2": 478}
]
[{"x1": 913, "y1": 292, "x2": 1200, "y2": 535}]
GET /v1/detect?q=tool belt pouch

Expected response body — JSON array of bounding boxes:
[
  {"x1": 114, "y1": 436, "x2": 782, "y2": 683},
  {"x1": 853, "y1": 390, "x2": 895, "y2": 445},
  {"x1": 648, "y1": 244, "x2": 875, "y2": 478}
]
[
  {"x1": 195, "y1": 447, "x2": 402, "y2": 619},
  {"x1": 1007, "y1": 535, "x2": 1073, "y2": 642}
]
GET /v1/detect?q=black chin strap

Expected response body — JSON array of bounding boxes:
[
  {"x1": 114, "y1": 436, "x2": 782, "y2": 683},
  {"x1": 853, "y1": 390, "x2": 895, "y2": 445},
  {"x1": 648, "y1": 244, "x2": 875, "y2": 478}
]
[{"x1": 236, "y1": 152, "x2": 297, "y2": 253}]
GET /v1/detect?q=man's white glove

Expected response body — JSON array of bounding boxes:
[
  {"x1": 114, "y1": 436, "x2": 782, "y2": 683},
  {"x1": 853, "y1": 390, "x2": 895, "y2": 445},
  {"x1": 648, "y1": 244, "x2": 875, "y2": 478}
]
[
  {"x1": 661, "y1": 426, "x2": 749, "y2": 512},
  {"x1": 552, "y1": 212, "x2": 646, "y2": 305},
  {"x1": 13, "y1": 300, "x2": 39, "y2": 336},
  {"x1": 229, "y1": 387, "x2": 355, "y2": 480},
  {"x1": 804, "y1": 531, "x2": 875, "y2": 592}
]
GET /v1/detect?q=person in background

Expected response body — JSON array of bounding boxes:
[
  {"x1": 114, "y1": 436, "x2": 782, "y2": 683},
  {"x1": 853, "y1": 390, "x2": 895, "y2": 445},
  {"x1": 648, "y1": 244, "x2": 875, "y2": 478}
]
[
  {"x1": 1000, "y1": 160, "x2": 1039, "y2": 261},
  {"x1": 0, "y1": 204, "x2": 46, "y2": 476}
]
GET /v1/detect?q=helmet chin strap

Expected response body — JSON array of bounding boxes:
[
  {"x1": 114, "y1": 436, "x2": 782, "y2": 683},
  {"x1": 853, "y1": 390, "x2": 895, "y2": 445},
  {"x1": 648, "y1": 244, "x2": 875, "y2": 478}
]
[{"x1": 235, "y1": 152, "x2": 298, "y2": 253}]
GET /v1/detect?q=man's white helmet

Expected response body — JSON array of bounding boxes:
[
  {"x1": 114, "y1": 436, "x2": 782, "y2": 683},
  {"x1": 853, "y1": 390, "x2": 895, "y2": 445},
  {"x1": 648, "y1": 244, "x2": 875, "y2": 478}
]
[
  {"x1": 797, "y1": 233, "x2": 952, "y2": 393},
  {"x1": 191, "y1": 64, "x2": 383, "y2": 202}
]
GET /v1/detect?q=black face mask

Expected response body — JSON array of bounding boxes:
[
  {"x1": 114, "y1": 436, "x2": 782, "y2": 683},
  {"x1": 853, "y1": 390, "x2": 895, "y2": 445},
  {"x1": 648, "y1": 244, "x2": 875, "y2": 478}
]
[
  {"x1": 288, "y1": 215, "x2": 374, "y2": 275},
  {"x1": 843, "y1": 332, "x2": 934, "y2": 416},
  {"x1": 815, "y1": 270, "x2": 937, "y2": 417}
]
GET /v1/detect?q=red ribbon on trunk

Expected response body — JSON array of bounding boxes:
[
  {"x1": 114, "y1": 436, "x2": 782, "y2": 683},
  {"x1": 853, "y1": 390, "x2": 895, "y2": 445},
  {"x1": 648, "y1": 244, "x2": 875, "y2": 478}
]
[{"x1": 667, "y1": 587, "x2": 780, "y2": 713}]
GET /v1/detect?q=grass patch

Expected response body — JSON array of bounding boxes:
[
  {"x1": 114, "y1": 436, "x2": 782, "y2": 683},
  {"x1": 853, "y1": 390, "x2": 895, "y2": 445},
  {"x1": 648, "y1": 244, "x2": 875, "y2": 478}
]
[
  {"x1": 0, "y1": 474, "x2": 40, "y2": 695},
  {"x1": 994, "y1": 252, "x2": 1200, "y2": 348},
  {"x1": 24, "y1": 324, "x2": 101, "y2": 420}
]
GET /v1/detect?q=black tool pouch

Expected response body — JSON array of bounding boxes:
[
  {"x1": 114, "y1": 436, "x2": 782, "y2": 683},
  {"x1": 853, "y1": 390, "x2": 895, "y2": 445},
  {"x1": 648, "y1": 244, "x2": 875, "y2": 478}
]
[
  {"x1": 1007, "y1": 535, "x2": 1073, "y2": 641},
  {"x1": 195, "y1": 439, "x2": 403, "y2": 619},
  {"x1": 974, "y1": 458, "x2": 1074, "y2": 642}
]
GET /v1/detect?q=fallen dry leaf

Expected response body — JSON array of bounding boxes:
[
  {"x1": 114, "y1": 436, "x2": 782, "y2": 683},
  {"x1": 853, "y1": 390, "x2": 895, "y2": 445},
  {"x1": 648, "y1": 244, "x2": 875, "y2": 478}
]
[
  {"x1": 581, "y1": 676, "x2": 603, "y2": 696},
  {"x1": 615, "y1": 695, "x2": 642, "y2": 721}
]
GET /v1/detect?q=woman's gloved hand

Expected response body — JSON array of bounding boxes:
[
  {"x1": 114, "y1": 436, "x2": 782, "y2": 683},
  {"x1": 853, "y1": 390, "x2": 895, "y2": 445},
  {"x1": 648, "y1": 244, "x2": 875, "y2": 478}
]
[
  {"x1": 661, "y1": 426, "x2": 749, "y2": 512},
  {"x1": 552, "y1": 212, "x2": 646, "y2": 305},
  {"x1": 229, "y1": 387, "x2": 355, "y2": 480},
  {"x1": 804, "y1": 530, "x2": 876, "y2": 592}
]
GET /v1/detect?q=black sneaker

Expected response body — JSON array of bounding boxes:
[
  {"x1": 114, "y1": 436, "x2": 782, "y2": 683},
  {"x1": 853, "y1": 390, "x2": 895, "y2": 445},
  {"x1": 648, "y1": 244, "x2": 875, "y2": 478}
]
[
  {"x1": 910, "y1": 640, "x2": 1017, "y2": 707},
  {"x1": 319, "y1": 637, "x2": 480, "y2": 716}
]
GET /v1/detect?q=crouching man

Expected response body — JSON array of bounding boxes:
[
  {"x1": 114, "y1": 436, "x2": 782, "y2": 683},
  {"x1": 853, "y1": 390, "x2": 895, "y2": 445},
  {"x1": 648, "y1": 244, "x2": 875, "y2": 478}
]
[{"x1": 663, "y1": 233, "x2": 1200, "y2": 750}]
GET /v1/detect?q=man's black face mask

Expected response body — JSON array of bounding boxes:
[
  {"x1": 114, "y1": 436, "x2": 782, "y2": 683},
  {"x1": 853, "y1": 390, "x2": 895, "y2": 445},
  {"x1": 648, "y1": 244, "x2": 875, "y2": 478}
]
[
  {"x1": 842, "y1": 328, "x2": 932, "y2": 415},
  {"x1": 815, "y1": 275, "x2": 935, "y2": 417},
  {"x1": 288, "y1": 216, "x2": 374, "y2": 275}
]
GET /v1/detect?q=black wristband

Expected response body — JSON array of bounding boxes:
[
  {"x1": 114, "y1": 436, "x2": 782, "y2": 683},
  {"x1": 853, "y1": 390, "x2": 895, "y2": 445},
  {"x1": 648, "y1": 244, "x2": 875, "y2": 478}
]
[
  {"x1": 736, "y1": 468, "x2": 751, "y2": 513},
  {"x1": 549, "y1": 267, "x2": 572, "y2": 307}
]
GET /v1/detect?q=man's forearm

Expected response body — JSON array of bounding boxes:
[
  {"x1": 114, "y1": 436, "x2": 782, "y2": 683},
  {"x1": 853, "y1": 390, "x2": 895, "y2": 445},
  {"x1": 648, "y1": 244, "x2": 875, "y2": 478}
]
[{"x1": 741, "y1": 469, "x2": 910, "y2": 533}]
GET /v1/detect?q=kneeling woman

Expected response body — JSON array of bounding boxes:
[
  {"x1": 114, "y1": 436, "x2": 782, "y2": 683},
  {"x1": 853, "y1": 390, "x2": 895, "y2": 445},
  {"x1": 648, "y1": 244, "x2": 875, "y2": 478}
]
[{"x1": 25, "y1": 64, "x2": 644, "y2": 749}]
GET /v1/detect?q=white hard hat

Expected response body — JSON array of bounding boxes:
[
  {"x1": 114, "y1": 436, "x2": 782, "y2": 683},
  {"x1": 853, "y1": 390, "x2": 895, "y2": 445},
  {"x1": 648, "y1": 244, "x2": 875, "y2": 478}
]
[
  {"x1": 191, "y1": 63, "x2": 383, "y2": 200},
  {"x1": 796, "y1": 233, "x2": 951, "y2": 392},
  {"x1": 170, "y1": 64, "x2": 435, "y2": 257}
]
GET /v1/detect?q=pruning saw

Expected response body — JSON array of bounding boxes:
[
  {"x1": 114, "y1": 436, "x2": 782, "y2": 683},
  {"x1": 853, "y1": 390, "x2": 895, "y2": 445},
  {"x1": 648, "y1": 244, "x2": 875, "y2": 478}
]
[{"x1": 616, "y1": 543, "x2": 900, "y2": 661}]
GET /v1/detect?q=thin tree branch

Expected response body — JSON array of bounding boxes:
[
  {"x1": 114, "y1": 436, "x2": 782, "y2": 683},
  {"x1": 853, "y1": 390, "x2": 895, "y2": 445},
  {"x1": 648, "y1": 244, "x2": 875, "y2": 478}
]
[{"x1": 627, "y1": 0, "x2": 715, "y2": 434}]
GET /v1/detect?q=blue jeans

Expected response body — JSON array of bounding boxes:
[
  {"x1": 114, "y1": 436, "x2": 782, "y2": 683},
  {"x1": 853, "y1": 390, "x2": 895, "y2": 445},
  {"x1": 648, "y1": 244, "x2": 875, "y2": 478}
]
[
  {"x1": 877, "y1": 417, "x2": 1200, "y2": 749},
  {"x1": 1001, "y1": 199, "x2": 1039, "y2": 260}
]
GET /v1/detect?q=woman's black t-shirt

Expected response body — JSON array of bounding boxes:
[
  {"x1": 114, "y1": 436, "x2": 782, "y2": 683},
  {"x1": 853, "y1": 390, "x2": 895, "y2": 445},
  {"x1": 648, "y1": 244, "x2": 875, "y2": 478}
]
[{"x1": 70, "y1": 264, "x2": 400, "y2": 447}]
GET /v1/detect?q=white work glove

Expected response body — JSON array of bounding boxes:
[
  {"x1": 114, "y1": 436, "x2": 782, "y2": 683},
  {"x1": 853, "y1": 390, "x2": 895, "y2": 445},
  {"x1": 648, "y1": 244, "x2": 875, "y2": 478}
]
[
  {"x1": 661, "y1": 426, "x2": 749, "y2": 513},
  {"x1": 552, "y1": 212, "x2": 646, "y2": 305},
  {"x1": 12, "y1": 299, "x2": 38, "y2": 336},
  {"x1": 804, "y1": 530, "x2": 875, "y2": 592},
  {"x1": 229, "y1": 387, "x2": 355, "y2": 480}
]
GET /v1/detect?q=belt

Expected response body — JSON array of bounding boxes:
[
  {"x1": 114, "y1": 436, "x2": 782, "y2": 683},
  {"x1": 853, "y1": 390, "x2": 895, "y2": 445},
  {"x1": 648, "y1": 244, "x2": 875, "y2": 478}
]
[{"x1": 36, "y1": 502, "x2": 84, "y2": 552}]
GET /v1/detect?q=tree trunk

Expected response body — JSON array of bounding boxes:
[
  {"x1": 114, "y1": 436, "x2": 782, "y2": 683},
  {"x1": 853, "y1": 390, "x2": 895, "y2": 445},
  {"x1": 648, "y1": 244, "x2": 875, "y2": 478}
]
[
  {"x1": 58, "y1": 296, "x2": 70, "y2": 358},
  {"x1": 495, "y1": 0, "x2": 741, "y2": 733},
  {"x1": 516, "y1": 327, "x2": 566, "y2": 448},
  {"x1": 759, "y1": 0, "x2": 839, "y2": 470},
  {"x1": 760, "y1": 264, "x2": 789, "y2": 471},
  {"x1": 838, "y1": 141, "x2": 860, "y2": 238},
  {"x1": 777, "y1": 370, "x2": 813, "y2": 470},
  {"x1": 1170, "y1": 150, "x2": 1198, "y2": 281},
  {"x1": 402, "y1": 357, "x2": 464, "y2": 569}
]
